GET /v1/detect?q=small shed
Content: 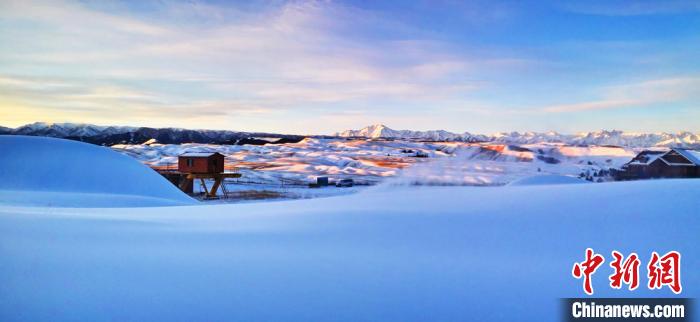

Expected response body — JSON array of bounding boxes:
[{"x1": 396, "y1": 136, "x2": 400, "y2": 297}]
[
  {"x1": 317, "y1": 177, "x2": 329, "y2": 186},
  {"x1": 178, "y1": 152, "x2": 225, "y2": 174}
]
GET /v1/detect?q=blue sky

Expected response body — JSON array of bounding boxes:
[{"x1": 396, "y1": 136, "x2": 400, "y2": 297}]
[{"x1": 0, "y1": 0, "x2": 698, "y2": 134}]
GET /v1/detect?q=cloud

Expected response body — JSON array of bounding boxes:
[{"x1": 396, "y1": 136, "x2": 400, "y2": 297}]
[
  {"x1": 1, "y1": 0, "x2": 525, "y2": 129},
  {"x1": 6, "y1": 0, "x2": 694, "y2": 134},
  {"x1": 540, "y1": 77, "x2": 700, "y2": 113},
  {"x1": 0, "y1": 0, "x2": 168, "y2": 36},
  {"x1": 0, "y1": 74, "x2": 272, "y2": 128}
]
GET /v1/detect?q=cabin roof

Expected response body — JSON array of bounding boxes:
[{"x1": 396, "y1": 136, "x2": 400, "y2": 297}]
[
  {"x1": 627, "y1": 150, "x2": 666, "y2": 165},
  {"x1": 179, "y1": 152, "x2": 222, "y2": 157},
  {"x1": 626, "y1": 148, "x2": 700, "y2": 167},
  {"x1": 676, "y1": 149, "x2": 700, "y2": 164},
  {"x1": 672, "y1": 148, "x2": 700, "y2": 165}
]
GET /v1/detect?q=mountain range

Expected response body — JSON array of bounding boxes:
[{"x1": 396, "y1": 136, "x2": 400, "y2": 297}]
[
  {"x1": 0, "y1": 122, "x2": 304, "y2": 146},
  {"x1": 338, "y1": 124, "x2": 700, "y2": 148},
  {"x1": 2, "y1": 122, "x2": 699, "y2": 148}
]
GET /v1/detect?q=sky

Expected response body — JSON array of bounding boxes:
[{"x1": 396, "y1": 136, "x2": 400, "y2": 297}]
[{"x1": 0, "y1": 0, "x2": 699, "y2": 135}]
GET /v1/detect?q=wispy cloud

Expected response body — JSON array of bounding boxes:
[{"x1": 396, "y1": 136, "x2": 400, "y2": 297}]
[
  {"x1": 1, "y1": 0, "x2": 521, "y2": 130},
  {"x1": 540, "y1": 77, "x2": 700, "y2": 113},
  {"x1": 1, "y1": 0, "x2": 697, "y2": 133}
]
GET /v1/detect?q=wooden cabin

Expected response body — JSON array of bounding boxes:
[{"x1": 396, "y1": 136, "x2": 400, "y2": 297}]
[
  {"x1": 178, "y1": 152, "x2": 225, "y2": 174},
  {"x1": 616, "y1": 148, "x2": 700, "y2": 180}
]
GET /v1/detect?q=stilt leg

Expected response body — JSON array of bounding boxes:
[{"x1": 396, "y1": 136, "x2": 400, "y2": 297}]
[{"x1": 200, "y1": 178, "x2": 209, "y2": 196}]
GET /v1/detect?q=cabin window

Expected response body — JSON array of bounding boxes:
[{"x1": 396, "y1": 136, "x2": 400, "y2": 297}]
[{"x1": 187, "y1": 158, "x2": 193, "y2": 167}]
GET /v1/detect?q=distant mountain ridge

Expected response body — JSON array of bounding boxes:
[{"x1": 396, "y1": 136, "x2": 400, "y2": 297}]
[
  {"x1": 338, "y1": 124, "x2": 489, "y2": 142},
  {"x1": 0, "y1": 122, "x2": 304, "y2": 146},
  {"x1": 3, "y1": 122, "x2": 699, "y2": 148},
  {"x1": 338, "y1": 124, "x2": 700, "y2": 148}
]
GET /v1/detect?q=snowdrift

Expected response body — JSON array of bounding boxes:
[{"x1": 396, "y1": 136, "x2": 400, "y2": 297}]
[
  {"x1": 0, "y1": 180, "x2": 697, "y2": 321},
  {"x1": 0, "y1": 135, "x2": 194, "y2": 207}
]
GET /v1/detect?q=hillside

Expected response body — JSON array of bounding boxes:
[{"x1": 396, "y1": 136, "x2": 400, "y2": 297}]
[
  {"x1": 0, "y1": 135, "x2": 195, "y2": 207},
  {"x1": 114, "y1": 139, "x2": 638, "y2": 188}
]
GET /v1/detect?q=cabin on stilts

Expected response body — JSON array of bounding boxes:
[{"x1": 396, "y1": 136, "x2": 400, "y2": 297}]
[{"x1": 176, "y1": 152, "x2": 240, "y2": 198}]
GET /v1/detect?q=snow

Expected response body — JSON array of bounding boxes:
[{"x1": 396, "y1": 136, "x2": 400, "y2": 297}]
[
  {"x1": 627, "y1": 150, "x2": 666, "y2": 165},
  {"x1": 374, "y1": 144, "x2": 631, "y2": 187},
  {"x1": 339, "y1": 125, "x2": 700, "y2": 148},
  {"x1": 338, "y1": 124, "x2": 487, "y2": 142},
  {"x1": 0, "y1": 136, "x2": 195, "y2": 207},
  {"x1": 508, "y1": 174, "x2": 589, "y2": 186},
  {"x1": 113, "y1": 140, "x2": 638, "y2": 193},
  {"x1": 676, "y1": 148, "x2": 700, "y2": 165},
  {"x1": 0, "y1": 190, "x2": 194, "y2": 208},
  {"x1": 0, "y1": 179, "x2": 697, "y2": 321},
  {"x1": 11, "y1": 122, "x2": 136, "y2": 137},
  {"x1": 4, "y1": 122, "x2": 700, "y2": 147},
  {"x1": 113, "y1": 138, "x2": 439, "y2": 187},
  {"x1": 179, "y1": 152, "x2": 220, "y2": 157}
]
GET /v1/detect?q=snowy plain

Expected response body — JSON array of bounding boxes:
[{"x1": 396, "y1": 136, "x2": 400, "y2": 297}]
[{"x1": 0, "y1": 135, "x2": 697, "y2": 321}]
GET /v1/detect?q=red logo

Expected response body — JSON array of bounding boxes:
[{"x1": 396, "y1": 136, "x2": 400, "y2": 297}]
[
  {"x1": 572, "y1": 248, "x2": 605, "y2": 295},
  {"x1": 609, "y1": 251, "x2": 640, "y2": 291},
  {"x1": 647, "y1": 251, "x2": 682, "y2": 294},
  {"x1": 572, "y1": 249, "x2": 682, "y2": 295}
]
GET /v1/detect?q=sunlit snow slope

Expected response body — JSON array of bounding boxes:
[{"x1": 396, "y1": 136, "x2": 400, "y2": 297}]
[{"x1": 0, "y1": 135, "x2": 194, "y2": 207}]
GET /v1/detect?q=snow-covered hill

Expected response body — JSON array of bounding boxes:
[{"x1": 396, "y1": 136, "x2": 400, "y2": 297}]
[
  {"x1": 112, "y1": 138, "x2": 447, "y2": 186},
  {"x1": 1, "y1": 179, "x2": 698, "y2": 320},
  {"x1": 114, "y1": 139, "x2": 637, "y2": 189},
  {"x1": 339, "y1": 124, "x2": 700, "y2": 148},
  {"x1": 0, "y1": 135, "x2": 195, "y2": 207}
]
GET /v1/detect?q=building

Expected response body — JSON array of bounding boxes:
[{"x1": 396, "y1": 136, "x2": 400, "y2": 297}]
[
  {"x1": 616, "y1": 148, "x2": 700, "y2": 180},
  {"x1": 317, "y1": 177, "x2": 329, "y2": 186},
  {"x1": 173, "y1": 152, "x2": 240, "y2": 198},
  {"x1": 178, "y1": 152, "x2": 225, "y2": 174}
]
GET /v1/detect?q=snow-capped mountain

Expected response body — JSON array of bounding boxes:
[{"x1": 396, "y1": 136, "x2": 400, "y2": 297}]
[
  {"x1": 2, "y1": 122, "x2": 303, "y2": 145},
  {"x1": 338, "y1": 124, "x2": 488, "y2": 142},
  {"x1": 339, "y1": 125, "x2": 700, "y2": 148},
  {"x1": 11, "y1": 122, "x2": 136, "y2": 138},
  {"x1": 4, "y1": 122, "x2": 700, "y2": 148},
  {"x1": 570, "y1": 130, "x2": 700, "y2": 148},
  {"x1": 492, "y1": 130, "x2": 700, "y2": 148}
]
